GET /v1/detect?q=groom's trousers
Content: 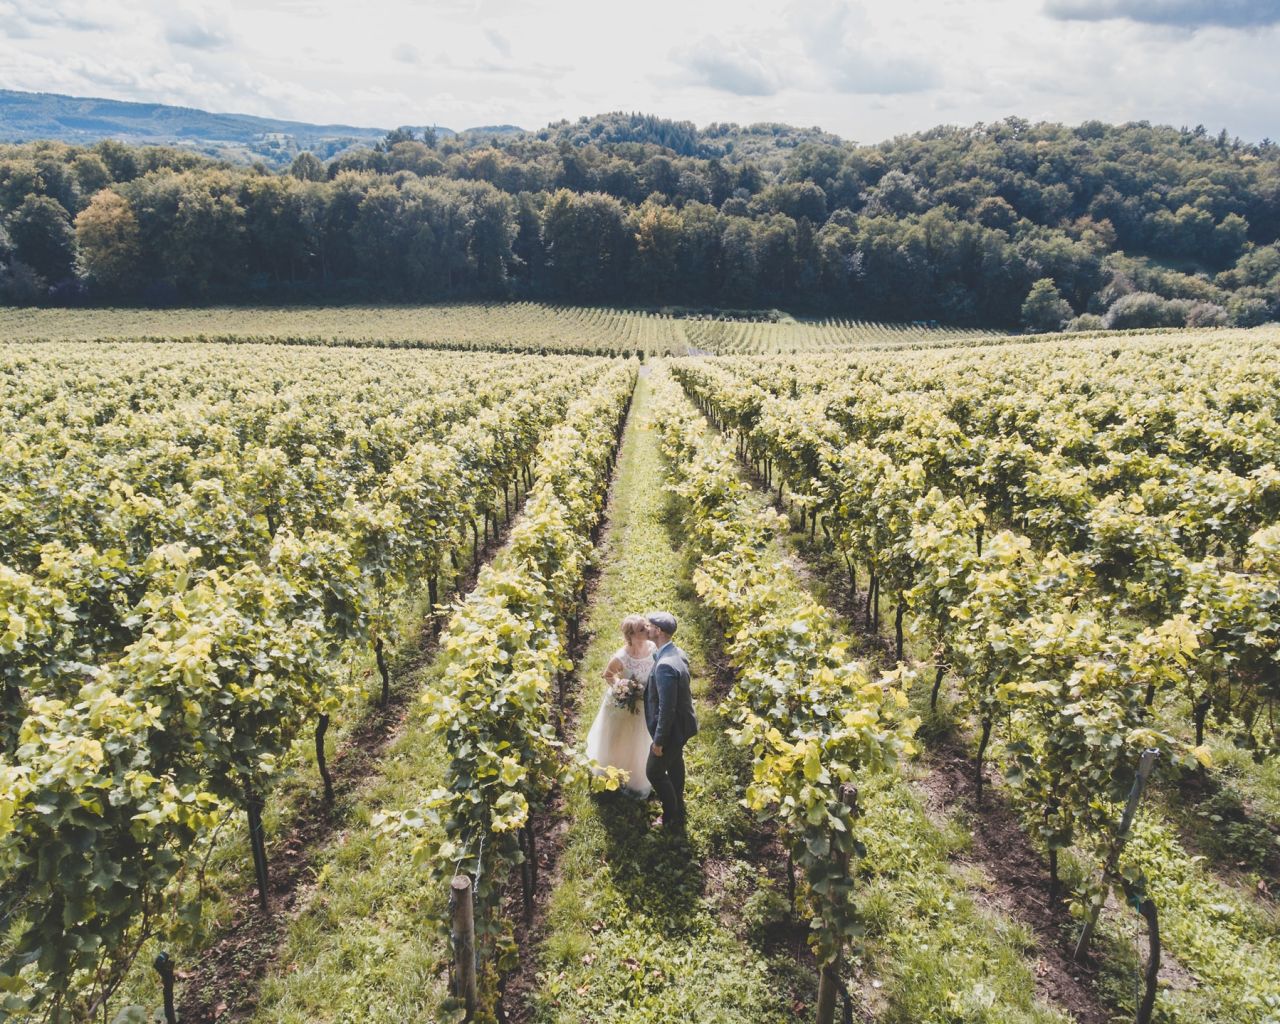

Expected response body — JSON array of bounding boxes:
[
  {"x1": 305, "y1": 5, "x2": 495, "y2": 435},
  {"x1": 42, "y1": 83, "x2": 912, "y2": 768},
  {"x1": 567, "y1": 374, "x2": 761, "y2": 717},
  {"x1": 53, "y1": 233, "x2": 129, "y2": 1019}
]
[{"x1": 646, "y1": 740, "x2": 687, "y2": 827}]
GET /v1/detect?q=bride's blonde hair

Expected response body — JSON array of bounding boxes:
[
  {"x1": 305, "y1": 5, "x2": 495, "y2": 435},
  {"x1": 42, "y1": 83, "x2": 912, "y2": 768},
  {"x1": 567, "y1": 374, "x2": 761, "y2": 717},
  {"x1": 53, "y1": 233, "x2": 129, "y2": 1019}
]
[{"x1": 621, "y1": 614, "x2": 648, "y2": 639}]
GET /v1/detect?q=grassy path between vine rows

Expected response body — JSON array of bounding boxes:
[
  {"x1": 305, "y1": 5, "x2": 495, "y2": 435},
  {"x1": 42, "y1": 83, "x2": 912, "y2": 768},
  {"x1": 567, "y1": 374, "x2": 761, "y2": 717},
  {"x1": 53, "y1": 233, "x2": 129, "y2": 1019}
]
[
  {"x1": 741, "y1": 472, "x2": 1280, "y2": 1024},
  {"x1": 106, "y1": 494, "x2": 530, "y2": 1023},
  {"x1": 514, "y1": 373, "x2": 814, "y2": 1024},
  {"x1": 225, "y1": 502, "x2": 572, "y2": 1024}
]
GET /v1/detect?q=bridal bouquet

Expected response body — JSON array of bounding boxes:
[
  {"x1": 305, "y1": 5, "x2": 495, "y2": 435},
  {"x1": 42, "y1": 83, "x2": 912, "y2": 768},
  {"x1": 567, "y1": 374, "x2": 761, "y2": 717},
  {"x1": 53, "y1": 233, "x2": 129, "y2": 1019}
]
[{"x1": 608, "y1": 674, "x2": 645, "y2": 714}]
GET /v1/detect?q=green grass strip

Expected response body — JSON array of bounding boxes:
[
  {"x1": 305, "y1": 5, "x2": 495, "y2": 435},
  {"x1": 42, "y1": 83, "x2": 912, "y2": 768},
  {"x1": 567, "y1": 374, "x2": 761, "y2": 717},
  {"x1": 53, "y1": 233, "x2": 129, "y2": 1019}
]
[
  {"x1": 525, "y1": 374, "x2": 809, "y2": 1023},
  {"x1": 248, "y1": 698, "x2": 453, "y2": 1022}
]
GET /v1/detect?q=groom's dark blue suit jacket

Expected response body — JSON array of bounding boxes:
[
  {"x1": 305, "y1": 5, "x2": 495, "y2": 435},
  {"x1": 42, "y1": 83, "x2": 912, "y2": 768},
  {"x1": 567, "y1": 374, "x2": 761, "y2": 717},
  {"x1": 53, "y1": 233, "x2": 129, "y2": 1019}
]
[{"x1": 644, "y1": 641, "x2": 698, "y2": 748}]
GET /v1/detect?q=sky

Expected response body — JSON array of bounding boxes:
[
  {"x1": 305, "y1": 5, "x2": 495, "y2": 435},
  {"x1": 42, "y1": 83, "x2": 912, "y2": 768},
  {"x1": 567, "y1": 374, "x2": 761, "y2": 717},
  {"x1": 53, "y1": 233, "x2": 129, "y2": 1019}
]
[{"x1": 1, "y1": 0, "x2": 1278, "y2": 143}]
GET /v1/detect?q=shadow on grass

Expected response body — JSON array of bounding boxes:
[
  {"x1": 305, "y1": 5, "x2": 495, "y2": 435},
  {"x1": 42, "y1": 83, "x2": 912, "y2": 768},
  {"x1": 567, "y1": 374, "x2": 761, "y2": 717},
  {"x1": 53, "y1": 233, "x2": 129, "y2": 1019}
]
[{"x1": 589, "y1": 790, "x2": 706, "y2": 935}]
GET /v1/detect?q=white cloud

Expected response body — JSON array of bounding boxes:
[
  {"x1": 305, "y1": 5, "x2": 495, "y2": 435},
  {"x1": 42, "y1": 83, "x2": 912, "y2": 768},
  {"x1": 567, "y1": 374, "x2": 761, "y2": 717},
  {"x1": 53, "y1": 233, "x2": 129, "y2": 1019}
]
[
  {"x1": 165, "y1": 14, "x2": 234, "y2": 50},
  {"x1": 1, "y1": 0, "x2": 117, "y2": 33},
  {"x1": 796, "y1": 1, "x2": 940, "y2": 94},
  {"x1": 484, "y1": 28, "x2": 511, "y2": 59},
  {"x1": 675, "y1": 39, "x2": 786, "y2": 97},
  {"x1": 0, "y1": 0, "x2": 1276, "y2": 142},
  {"x1": 392, "y1": 42, "x2": 421, "y2": 64}
]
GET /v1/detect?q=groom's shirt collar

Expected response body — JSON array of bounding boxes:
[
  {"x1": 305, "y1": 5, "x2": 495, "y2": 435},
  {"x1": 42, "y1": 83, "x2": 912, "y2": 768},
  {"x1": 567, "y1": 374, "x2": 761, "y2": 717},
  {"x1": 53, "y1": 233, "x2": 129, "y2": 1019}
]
[{"x1": 654, "y1": 639, "x2": 674, "y2": 660}]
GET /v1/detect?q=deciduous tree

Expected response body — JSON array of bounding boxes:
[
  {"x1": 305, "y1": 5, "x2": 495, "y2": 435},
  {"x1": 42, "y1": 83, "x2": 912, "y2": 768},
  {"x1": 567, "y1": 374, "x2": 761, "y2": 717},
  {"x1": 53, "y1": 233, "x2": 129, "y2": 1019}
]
[{"x1": 75, "y1": 189, "x2": 142, "y2": 293}]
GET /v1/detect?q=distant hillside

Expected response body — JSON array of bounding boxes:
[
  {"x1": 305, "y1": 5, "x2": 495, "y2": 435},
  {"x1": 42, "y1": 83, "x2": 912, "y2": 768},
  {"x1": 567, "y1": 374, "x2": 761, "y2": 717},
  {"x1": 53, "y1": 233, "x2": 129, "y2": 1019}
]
[
  {"x1": 0, "y1": 92, "x2": 845, "y2": 171},
  {"x1": 0, "y1": 90, "x2": 462, "y2": 166},
  {"x1": 534, "y1": 112, "x2": 847, "y2": 170},
  {"x1": 456, "y1": 125, "x2": 526, "y2": 141}
]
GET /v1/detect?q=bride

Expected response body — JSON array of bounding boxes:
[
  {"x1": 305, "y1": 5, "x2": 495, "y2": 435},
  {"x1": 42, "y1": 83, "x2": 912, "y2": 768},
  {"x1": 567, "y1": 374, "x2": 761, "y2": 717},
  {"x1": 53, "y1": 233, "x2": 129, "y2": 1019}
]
[{"x1": 586, "y1": 614, "x2": 655, "y2": 798}]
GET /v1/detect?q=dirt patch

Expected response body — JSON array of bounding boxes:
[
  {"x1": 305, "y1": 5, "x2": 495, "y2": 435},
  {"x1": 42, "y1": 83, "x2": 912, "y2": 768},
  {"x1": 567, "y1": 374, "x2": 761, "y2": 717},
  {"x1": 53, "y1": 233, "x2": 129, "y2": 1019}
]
[
  {"x1": 916, "y1": 740, "x2": 1114, "y2": 1024},
  {"x1": 702, "y1": 623, "x2": 738, "y2": 704}
]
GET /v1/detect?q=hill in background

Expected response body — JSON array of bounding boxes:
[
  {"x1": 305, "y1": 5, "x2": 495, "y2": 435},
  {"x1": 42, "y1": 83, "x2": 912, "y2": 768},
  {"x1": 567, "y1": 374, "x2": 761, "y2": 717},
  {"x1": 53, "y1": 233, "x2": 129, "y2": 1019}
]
[
  {"x1": 0, "y1": 91, "x2": 845, "y2": 170},
  {"x1": 0, "y1": 89, "x2": 465, "y2": 166}
]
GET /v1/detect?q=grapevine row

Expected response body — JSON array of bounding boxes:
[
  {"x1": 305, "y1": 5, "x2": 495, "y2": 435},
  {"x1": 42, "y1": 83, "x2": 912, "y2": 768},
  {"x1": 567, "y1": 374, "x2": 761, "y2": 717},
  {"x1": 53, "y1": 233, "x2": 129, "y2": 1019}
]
[
  {"x1": 674, "y1": 340, "x2": 1280, "y2": 754},
  {"x1": 672, "y1": 344, "x2": 1280, "y2": 1019},
  {"x1": 649, "y1": 369, "x2": 915, "y2": 1017},
  {"x1": 0, "y1": 342, "x2": 615, "y2": 1019},
  {"x1": 1, "y1": 303, "x2": 1008, "y2": 357},
  {"x1": 377, "y1": 362, "x2": 636, "y2": 1022}
]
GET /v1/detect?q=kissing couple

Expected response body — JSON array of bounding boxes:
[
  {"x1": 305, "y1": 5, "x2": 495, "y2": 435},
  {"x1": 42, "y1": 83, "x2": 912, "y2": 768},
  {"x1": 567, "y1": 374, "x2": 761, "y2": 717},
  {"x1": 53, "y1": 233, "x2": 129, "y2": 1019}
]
[{"x1": 585, "y1": 611, "x2": 698, "y2": 832}]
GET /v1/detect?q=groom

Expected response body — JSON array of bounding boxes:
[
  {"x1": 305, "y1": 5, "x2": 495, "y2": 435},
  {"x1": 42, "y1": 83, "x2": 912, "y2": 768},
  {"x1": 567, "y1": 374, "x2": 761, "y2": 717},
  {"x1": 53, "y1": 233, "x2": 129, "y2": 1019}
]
[{"x1": 643, "y1": 611, "x2": 698, "y2": 832}]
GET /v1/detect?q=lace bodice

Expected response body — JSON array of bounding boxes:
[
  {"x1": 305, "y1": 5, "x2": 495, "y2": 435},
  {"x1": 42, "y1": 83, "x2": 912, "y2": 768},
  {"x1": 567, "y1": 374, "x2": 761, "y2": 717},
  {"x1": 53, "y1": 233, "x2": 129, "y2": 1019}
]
[{"x1": 613, "y1": 641, "x2": 656, "y2": 682}]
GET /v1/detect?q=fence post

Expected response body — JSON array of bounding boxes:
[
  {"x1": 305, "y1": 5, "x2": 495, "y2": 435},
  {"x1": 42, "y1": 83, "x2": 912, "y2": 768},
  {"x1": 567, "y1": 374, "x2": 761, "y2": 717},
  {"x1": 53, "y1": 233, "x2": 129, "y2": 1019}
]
[
  {"x1": 1073, "y1": 749, "x2": 1158, "y2": 961},
  {"x1": 153, "y1": 952, "x2": 177, "y2": 1024},
  {"x1": 451, "y1": 874, "x2": 479, "y2": 1018},
  {"x1": 816, "y1": 785, "x2": 859, "y2": 1024}
]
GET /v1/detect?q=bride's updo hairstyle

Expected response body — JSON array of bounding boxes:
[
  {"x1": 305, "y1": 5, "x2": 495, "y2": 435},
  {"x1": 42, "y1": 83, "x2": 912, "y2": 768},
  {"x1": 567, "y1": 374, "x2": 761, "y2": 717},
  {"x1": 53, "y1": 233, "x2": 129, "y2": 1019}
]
[{"x1": 621, "y1": 614, "x2": 648, "y2": 640}]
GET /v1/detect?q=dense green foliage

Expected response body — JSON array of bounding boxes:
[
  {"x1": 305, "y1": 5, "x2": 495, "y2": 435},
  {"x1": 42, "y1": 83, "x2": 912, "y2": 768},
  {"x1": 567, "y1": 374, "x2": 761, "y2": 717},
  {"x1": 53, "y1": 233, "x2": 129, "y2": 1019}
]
[
  {"x1": 3, "y1": 309, "x2": 1279, "y2": 1022},
  {"x1": 650, "y1": 375, "x2": 1075, "y2": 1024},
  {"x1": 651, "y1": 368, "x2": 917, "y2": 987},
  {"x1": 377, "y1": 363, "x2": 634, "y2": 1022},
  {"x1": 671, "y1": 332, "x2": 1280, "y2": 1020},
  {"x1": 2, "y1": 116, "x2": 1279, "y2": 327},
  {"x1": 0, "y1": 341, "x2": 613, "y2": 1020}
]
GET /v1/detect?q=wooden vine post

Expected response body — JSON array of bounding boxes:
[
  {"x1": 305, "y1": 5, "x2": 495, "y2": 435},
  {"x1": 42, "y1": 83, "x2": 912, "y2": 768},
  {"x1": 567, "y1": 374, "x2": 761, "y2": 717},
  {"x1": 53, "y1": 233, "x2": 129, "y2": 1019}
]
[
  {"x1": 375, "y1": 635, "x2": 392, "y2": 707},
  {"x1": 152, "y1": 951, "x2": 177, "y2": 1024},
  {"x1": 816, "y1": 785, "x2": 860, "y2": 1024},
  {"x1": 1073, "y1": 749, "x2": 1158, "y2": 961},
  {"x1": 315, "y1": 713, "x2": 334, "y2": 804},
  {"x1": 519, "y1": 819, "x2": 538, "y2": 925},
  {"x1": 245, "y1": 789, "x2": 270, "y2": 913},
  {"x1": 451, "y1": 874, "x2": 479, "y2": 1018},
  {"x1": 1121, "y1": 879, "x2": 1162, "y2": 1024}
]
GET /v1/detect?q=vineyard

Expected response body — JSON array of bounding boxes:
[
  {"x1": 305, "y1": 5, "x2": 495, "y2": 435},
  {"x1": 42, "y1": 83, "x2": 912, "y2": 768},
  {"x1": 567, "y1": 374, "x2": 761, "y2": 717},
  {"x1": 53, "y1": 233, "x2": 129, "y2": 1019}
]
[
  {"x1": 669, "y1": 328, "x2": 1280, "y2": 1022},
  {"x1": 0, "y1": 339, "x2": 621, "y2": 1019},
  {"x1": 0, "y1": 304, "x2": 993, "y2": 357},
  {"x1": 1, "y1": 321, "x2": 1278, "y2": 1024}
]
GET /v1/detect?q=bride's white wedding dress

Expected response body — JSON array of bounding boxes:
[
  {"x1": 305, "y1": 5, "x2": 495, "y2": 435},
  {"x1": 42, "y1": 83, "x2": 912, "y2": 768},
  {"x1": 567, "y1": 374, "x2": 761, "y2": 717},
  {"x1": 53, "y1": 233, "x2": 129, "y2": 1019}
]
[{"x1": 585, "y1": 641, "x2": 655, "y2": 797}]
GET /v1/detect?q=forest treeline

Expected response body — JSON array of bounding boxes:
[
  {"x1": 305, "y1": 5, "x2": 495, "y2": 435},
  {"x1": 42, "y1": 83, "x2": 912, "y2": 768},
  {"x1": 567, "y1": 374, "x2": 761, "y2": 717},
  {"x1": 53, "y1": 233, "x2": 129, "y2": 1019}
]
[{"x1": 1, "y1": 113, "x2": 1278, "y2": 330}]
